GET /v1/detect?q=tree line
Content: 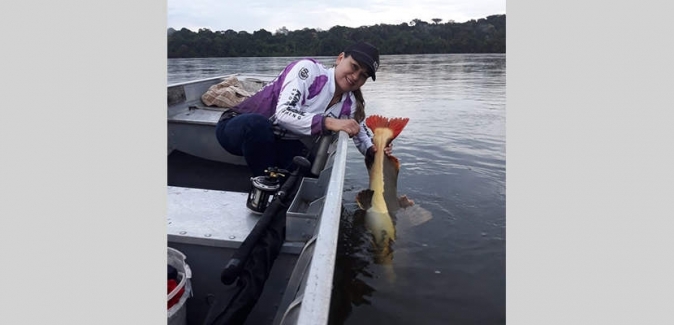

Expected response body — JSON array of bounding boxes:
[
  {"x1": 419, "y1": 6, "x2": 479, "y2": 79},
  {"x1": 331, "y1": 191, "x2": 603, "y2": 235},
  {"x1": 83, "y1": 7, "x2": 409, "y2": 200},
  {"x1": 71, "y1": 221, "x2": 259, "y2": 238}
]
[{"x1": 167, "y1": 14, "x2": 505, "y2": 58}]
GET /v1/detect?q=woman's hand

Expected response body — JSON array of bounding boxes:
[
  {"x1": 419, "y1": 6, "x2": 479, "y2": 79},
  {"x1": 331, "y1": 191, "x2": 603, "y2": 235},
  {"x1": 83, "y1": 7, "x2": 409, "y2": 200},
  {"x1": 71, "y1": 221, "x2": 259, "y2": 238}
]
[
  {"x1": 325, "y1": 117, "x2": 360, "y2": 137},
  {"x1": 371, "y1": 142, "x2": 393, "y2": 156}
]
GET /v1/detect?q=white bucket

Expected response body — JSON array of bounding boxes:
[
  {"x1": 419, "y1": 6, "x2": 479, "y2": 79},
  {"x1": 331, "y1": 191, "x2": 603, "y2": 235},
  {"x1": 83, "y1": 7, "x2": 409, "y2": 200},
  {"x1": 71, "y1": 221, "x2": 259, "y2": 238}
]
[{"x1": 168, "y1": 247, "x2": 192, "y2": 325}]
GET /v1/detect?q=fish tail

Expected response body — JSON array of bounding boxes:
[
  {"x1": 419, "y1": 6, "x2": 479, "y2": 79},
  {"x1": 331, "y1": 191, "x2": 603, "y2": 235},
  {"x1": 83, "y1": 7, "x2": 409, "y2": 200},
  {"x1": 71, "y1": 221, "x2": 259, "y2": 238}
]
[
  {"x1": 366, "y1": 115, "x2": 410, "y2": 140},
  {"x1": 365, "y1": 114, "x2": 388, "y2": 131},
  {"x1": 387, "y1": 117, "x2": 409, "y2": 140}
]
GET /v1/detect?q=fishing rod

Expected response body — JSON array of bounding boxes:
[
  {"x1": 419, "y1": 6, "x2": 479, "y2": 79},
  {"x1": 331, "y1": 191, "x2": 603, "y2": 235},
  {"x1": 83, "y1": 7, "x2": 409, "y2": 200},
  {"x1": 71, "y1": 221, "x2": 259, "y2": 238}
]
[{"x1": 220, "y1": 155, "x2": 312, "y2": 285}]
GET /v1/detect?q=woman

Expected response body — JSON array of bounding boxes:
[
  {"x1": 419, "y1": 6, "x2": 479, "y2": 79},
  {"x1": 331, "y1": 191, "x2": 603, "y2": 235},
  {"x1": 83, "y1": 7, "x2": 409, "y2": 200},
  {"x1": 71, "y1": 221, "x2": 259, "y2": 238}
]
[{"x1": 215, "y1": 41, "x2": 391, "y2": 176}]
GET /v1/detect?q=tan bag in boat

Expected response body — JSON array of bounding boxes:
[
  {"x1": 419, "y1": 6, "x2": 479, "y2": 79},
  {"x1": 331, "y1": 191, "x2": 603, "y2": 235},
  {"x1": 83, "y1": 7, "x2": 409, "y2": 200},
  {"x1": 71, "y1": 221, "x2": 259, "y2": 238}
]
[{"x1": 201, "y1": 75, "x2": 254, "y2": 108}]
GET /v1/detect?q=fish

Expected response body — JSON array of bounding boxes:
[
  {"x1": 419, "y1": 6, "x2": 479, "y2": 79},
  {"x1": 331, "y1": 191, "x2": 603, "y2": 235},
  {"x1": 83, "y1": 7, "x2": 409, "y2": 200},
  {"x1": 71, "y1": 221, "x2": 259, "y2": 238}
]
[{"x1": 356, "y1": 115, "x2": 432, "y2": 281}]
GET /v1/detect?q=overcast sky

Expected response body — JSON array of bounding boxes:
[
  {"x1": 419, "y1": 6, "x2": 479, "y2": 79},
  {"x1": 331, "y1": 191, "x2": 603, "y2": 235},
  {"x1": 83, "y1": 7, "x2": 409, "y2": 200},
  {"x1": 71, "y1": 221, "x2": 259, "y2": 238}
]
[{"x1": 167, "y1": 0, "x2": 506, "y2": 33}]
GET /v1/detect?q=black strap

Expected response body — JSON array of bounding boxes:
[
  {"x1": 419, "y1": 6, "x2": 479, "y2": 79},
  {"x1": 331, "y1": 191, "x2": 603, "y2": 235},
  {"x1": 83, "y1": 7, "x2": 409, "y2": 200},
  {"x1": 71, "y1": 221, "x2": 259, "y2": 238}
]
[{"x1": 218, "y1": 109, "x2": 240, "y2": 122}]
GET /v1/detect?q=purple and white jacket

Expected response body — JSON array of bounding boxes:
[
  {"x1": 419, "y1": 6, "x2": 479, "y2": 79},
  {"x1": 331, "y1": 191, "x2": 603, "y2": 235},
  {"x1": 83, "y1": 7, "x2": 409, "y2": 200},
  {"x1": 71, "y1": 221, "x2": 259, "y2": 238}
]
[{"x1": 230, "y1": 58, "x2": 373, "y2": 156}]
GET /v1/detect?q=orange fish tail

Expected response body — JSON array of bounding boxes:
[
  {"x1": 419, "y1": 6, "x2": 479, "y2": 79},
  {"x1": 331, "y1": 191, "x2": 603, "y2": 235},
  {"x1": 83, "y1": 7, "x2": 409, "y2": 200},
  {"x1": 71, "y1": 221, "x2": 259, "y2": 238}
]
[
  {"x1": 365, "y1": 115, "x2": 388, "y2": 131},
  {"x1": 366, "y1": 115, "x2": 410, "y2": 140},
  {"x1": 388, "y1": 117, "x2": 409, "y2": 140}
]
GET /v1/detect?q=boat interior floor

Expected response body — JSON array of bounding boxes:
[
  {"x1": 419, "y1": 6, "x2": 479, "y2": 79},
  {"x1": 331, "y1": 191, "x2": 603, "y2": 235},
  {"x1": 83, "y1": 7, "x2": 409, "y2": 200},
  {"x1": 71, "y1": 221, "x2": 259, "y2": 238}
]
[{"x1": 168, "y1": 150, "x2": 253, "y2": 193}]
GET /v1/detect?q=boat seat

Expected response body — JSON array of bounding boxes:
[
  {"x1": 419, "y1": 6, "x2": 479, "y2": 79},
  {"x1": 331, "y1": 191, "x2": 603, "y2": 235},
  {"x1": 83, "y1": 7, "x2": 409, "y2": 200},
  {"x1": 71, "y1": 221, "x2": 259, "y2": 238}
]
[
  {"x1": 167, "y1": 186, "x2": 304, "y2": 254},
  {"x1": 168, "y1": 100, "x2": 225, "y2": 126}
]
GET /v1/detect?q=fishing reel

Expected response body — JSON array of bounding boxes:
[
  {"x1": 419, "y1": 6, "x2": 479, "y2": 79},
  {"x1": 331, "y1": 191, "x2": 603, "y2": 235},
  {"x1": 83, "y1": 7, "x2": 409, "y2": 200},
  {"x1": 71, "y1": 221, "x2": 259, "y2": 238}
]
[{"x1": 246, "y1": 167, "x2": 288, "y2": 214}]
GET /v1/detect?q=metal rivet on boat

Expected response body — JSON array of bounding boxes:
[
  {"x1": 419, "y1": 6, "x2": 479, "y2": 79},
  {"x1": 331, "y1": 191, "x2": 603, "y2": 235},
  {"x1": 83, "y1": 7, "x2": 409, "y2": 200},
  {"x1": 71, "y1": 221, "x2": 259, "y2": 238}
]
[
  {"x1": 179, "y1": 231, "x2": 187, "y2": 235},
  {"x1": 204, "y1": 234, "x2": 211, "y2": 237},
  {"x1": 229, "y1": 235, "x2": 236, "y2": 239}
]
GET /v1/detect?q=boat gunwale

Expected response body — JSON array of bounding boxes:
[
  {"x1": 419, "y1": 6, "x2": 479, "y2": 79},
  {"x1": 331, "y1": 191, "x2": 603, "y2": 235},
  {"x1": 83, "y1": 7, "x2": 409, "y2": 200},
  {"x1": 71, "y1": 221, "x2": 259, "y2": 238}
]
[
  {"x1": 167, "y1": 73, "x2": 276, "y2": 88},
  {"x1": 295, "y1": 131, "x2": 349, "y2": 325}
]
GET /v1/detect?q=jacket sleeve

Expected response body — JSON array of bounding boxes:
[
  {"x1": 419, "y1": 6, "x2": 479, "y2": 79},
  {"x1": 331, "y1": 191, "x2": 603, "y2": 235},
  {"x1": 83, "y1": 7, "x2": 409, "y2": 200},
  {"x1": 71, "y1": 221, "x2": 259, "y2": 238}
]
[
  {"x1": 352, "y1": 121, "x2": 374, "y2": 156},
  {"x1": 273, "y1": 60, "x2": 327, "y2": 136}
]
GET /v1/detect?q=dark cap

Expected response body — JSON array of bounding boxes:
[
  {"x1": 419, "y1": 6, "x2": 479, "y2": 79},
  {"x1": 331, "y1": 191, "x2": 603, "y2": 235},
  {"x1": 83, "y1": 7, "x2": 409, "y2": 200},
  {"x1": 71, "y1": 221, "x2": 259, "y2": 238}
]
[{"x1": 344, "y1": 41, "x2": 380, "y2": 81}]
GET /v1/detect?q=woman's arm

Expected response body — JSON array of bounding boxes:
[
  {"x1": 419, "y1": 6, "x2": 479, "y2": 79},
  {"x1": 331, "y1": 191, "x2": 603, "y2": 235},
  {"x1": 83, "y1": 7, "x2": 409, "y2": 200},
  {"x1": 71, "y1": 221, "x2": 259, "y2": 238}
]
[{"x1": 273, "y1": 60, "x2": 328, "y2": 136}]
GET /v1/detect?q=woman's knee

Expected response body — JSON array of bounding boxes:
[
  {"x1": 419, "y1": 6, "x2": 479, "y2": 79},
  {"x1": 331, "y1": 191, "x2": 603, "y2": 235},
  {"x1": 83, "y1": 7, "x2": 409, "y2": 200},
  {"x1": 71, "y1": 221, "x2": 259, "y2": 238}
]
[{"x1": 215, "y1": 120, "x2": 241, "y2": 155}]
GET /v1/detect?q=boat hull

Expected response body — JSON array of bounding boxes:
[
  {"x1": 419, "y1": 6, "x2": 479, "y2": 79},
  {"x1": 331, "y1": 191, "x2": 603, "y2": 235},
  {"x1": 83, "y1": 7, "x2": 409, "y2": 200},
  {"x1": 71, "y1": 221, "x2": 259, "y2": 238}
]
[{"x1": 166, "y1": 75, "x2": 350, "y2": 325}]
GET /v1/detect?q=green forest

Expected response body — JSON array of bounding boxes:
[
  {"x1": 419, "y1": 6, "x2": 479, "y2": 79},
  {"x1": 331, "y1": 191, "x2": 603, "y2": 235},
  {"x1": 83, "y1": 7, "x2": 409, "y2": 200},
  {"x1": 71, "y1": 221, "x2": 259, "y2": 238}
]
[{"x1": 167, "y1": 14, "x2": 505, "y2": 58}]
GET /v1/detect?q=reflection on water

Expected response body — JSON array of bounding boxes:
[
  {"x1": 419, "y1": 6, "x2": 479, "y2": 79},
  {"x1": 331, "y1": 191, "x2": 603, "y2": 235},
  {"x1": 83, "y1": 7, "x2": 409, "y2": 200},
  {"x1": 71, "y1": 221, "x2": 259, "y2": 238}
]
[
  {"x1": 168, "y1": 54, "x2": 505, "y2": 324},
  {"x1": 329, "y1": 209, "x2": 377, "y2": 325}
]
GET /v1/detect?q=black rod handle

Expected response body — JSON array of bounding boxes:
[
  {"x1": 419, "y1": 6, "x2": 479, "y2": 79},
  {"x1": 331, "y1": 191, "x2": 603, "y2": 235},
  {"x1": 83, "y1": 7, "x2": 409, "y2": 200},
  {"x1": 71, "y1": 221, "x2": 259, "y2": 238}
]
[{"x1": 220, "y1": 156, "x2": 311, "y2": 285}]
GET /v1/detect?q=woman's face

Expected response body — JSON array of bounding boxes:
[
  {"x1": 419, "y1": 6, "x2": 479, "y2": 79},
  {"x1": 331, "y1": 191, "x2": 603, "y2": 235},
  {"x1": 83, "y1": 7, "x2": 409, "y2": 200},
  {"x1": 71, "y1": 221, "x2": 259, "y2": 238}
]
[{"x1": 334, "y1": 53, "x2": 371, "y2": 93}]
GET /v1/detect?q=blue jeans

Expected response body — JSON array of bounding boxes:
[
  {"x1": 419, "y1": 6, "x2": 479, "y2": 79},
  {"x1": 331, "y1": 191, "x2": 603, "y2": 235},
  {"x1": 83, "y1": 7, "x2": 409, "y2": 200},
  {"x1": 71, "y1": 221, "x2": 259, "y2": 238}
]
[{"x1": 215, "y1": 113, "x2": 308, "y2": 176}]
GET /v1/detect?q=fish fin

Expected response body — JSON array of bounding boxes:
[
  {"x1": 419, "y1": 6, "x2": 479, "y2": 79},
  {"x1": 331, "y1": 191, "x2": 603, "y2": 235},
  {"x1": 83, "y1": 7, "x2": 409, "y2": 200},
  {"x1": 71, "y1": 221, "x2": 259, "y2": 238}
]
[
  {"x1": 386, "y1": 154, "x2": 401, "y2": 171},
  {"x1": 395, "y1": 203, "x2": 433, "y2": 232},
  {"x1": 355, "y1": 189, "x2": 374, "y2": 210},
  {"x1": 398, "y1": 195, "x2": 415, "y2": 208},
  {"x1": 365, "y1": 115, "x2": 410, "y2": 140},
  {"x1": 364, "y1": 146, "x2": 374, "y2": 170},
  {"x1": 387, "y1": 117, "x2": 409, "y2": 140},
  {"x1": 365, "y1": 114, "x2": 388, "y2": 131}
]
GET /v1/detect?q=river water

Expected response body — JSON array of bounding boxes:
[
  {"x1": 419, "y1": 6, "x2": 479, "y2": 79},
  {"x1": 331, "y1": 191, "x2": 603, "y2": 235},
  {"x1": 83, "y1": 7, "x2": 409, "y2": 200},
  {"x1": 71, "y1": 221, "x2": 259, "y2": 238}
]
[{"x1": 168, "y1": 53, "x2": 506, "y2": 324}]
